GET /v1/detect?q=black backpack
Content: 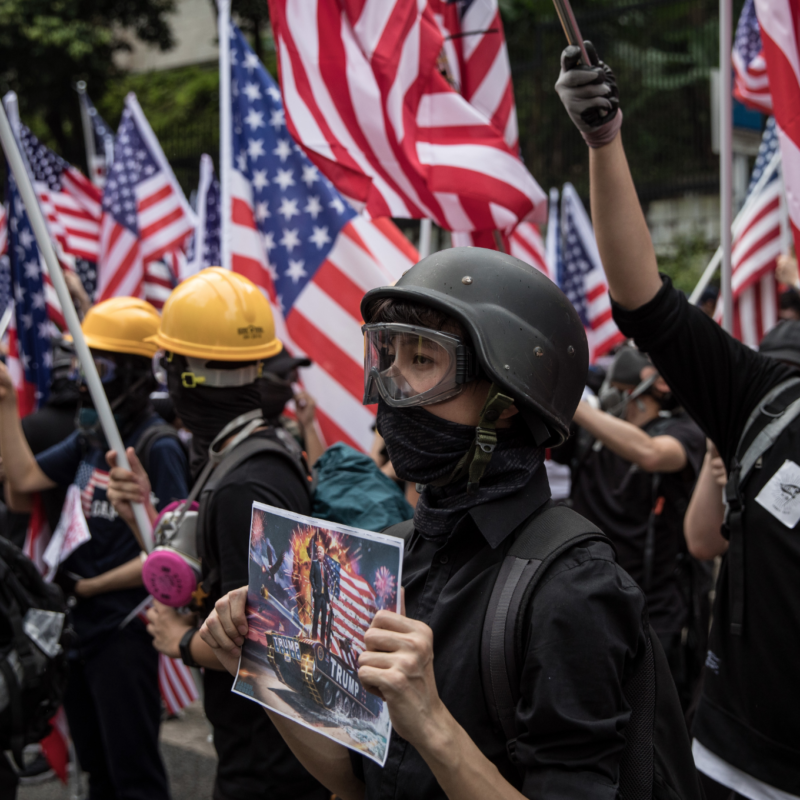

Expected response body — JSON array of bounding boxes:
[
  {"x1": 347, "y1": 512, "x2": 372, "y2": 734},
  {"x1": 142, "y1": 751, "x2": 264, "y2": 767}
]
[
  {"x1": 0, "y1": 537, "x2": 70, "y2": 767},
  {"x1": 387, "y1": 504, "x2": 702, "y2": 800}
]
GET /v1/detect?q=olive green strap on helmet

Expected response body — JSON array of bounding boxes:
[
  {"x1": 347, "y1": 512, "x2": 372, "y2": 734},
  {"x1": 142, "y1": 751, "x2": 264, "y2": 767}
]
[
  {"x1": 466, "y1": 384, "x2": 515, "y2": 492},
  {"x1": 426, "y1": 383, "x2": 515, "y2": 493}
]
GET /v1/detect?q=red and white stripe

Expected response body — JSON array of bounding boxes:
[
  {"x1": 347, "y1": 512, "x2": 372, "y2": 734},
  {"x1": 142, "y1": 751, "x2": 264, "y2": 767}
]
[
  {"x1": 158, "y1": 652, "x2": 200, "y2": 716},
  {"x1": 329, "y1": 567, "x2": 377, "y2": 660},
  {"x1": 80, "y1": 468, "x2": 109, "y2": 516},
  {"x1": 755, "y1": 0, "x2": 800, "y2": 256},
  {"x1": 732, "y1": 274, "x2": 779, "y2": 349},
  {"x1": 142, "y1": 255, "x2": 180, "y2": 311},
  {"x1": 268, "y1": 0, "x2": 546, "y2": 234},
  {"x1": 0, "y1": 203, "x2": 7, "y2": 256},
  {"x1": 508, "y1": 221, "x2": 552, "y2": 280},
  {"x1": 35, "y1": 168, "x2": 102, "y2": 264}
]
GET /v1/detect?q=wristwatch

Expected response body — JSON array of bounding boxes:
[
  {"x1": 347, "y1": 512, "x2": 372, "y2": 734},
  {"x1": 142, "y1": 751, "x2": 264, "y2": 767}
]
[{"x1": 179, "y1": 628, "x2": 200, "y2": 668}]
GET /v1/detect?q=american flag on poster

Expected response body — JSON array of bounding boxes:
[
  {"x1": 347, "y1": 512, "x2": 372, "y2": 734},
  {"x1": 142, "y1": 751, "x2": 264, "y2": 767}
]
[
  {"x1": 224, "y1": 24, "x2": 418, "y2": 451},
  {"x1": 559, "y1": 183, "x2": 625, "y2": 362},
  {"x1": 715, "y1": 117, "x2": 783, "y2": 347},
  {"x1": 754, "y1": 0, "x2": 800, "y2": 258},
  {"x1": 17, "y1": 123, "x2": 103, "y2": 265},
  {"x1": 97, "y1": 93, "x2": 196, "y2": 301},
  {"x1": 733, "y1": 0, "x2": 773, "y2": 114},
  {"x1": 268, "y1": 0, "x2": 546, "y2": 236},
  {"x1": 324, "y1": 556, "x2": 377, "y2": 666}
]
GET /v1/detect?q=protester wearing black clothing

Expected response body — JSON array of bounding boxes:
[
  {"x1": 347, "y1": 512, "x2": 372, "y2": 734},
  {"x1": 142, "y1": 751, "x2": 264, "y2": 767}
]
[{"x1": 556, "y1": 42, "x2": 800, "y2": 798}]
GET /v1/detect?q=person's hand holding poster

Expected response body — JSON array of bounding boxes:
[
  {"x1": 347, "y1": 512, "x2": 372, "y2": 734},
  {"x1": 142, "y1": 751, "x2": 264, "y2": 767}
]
[{"x1": 232, "y1": 502, "x2": 403, "y2": 766}]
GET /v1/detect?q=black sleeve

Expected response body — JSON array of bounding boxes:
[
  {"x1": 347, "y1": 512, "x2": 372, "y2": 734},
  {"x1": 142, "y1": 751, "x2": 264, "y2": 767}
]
[
  {"x1": 612, "y1": 275, "x2": 796, "y2": 467},
  {"x1": 209, "y1": 453, "x2": 312, "y2": 596},
  {"x1": 515, "y1": 543, "x2": 647, "y2": 800},
  {"x1": 664, "y1": 416, "x2": 706, "y2": 480}
]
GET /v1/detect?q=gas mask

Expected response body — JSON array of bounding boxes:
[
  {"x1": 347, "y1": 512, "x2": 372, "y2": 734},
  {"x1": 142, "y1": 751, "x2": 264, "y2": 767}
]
[
  {"x1": 141, "y1": 409, "x2": 265, "y2": 608},
  {"x1": 597, "y1": 347, "x2": 659, "y2": 418}
]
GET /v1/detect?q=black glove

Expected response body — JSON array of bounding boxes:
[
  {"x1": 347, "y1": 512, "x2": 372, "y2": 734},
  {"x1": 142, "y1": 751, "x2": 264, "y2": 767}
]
[{"x1": 555, "y1": 41, "x2": 622, "y2": 148}]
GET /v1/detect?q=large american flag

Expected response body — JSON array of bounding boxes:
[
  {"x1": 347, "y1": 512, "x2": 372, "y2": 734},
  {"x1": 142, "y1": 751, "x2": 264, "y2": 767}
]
[
  {"x1": 733, "y1": 0, "x2": 773, "y2": 115},
  {"x1": 267, "y1": 0, "x2": 546, "y2": 235},
  {"x1": 754, "y1": 0, "x2": 800, "y2": 258},
  {"x1": 18, "y1": 123, "x2": 103, "y2": 265},
  {"x1": 715, "y1": 118, "x2": 783, "y2": 347},
  {"x1": 224, "y1": 24, "x2": 418, "y2": 451},
  {"x1": 558, "y1": 183, "x2": 625, "y2": 362},
  {"x1": 324, "y1": 556, "x2": 378, "y2": 666},
  {"x1": 78, "y1": 89, "x2": 116, "y2": 188},
  {"x1": 97, "y1": 93, "x2": 196, "y2": 301}
]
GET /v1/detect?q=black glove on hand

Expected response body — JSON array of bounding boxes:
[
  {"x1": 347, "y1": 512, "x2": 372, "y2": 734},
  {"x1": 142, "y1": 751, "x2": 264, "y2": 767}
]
[{"x1": 555, "y1": 40, "x2": 622, "y2": 148}]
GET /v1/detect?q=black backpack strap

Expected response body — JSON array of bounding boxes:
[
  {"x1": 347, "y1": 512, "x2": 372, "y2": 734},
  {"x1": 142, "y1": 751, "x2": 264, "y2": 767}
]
[
  {"x1": 725, "y1": 376, "x2": 800, "y2": 635},
  {"x1": 481, "y1": 504, "x2": 607, "y2": 747},
  {"x1": 134, "y1": 423, "x2": 182, "y2": 476}
]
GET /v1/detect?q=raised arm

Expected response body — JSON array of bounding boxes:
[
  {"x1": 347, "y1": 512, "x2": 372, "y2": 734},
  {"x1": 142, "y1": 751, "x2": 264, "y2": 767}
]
[
  {"x1": 0, "y1": 363, "x2": 57, "y2": 494},
  {"x1": 555, "y1": 43, "x2": 661, "y2": 310},
  {"x1": 684, "y1": 442, "x2": 729, "y2": 560}
]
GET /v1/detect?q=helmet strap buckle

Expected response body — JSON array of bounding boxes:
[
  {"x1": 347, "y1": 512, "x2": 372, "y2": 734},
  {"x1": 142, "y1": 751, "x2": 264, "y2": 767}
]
[{"x1": 181, "y1": 371, "x2": 206, "y2": 389}]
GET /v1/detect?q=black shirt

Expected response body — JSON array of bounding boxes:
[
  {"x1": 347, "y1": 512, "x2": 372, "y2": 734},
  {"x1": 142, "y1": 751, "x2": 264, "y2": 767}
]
[
  {"x1": 200, "y1": 432, "x2": 327, "y2": 800},
  {"x1": 571, "y1": 413, "x2": 705, "y2": 634},
  {"x1": 354, "y1": 468, "x2": 648, "y2": 800},
  {"x1": 613, "y1": 276, "x2": 800, "y2": 794}
]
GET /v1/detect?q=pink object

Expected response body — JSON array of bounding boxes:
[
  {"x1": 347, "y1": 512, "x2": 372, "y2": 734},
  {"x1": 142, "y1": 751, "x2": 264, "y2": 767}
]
[{"x1": 143, "y1": 549, "x2": 199, "y2": 607}]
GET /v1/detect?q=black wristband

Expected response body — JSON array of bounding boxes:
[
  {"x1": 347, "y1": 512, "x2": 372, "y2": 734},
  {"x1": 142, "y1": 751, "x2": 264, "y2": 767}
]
[{"x1": 179, "y1": 628, "x2": 200, "y2": 668}]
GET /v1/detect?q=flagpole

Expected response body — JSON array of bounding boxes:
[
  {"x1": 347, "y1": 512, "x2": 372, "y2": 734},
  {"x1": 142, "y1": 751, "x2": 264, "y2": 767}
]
[
  {"x1": 418, "y1": 218, "x2": 432, "y2": 258},
  {"x1": 0, "y1": 99, "x2": 155, "y2": 552},
  {"x1": 75, "y1": 81, "x2": 99, "y2": 187},
  {"x1": 219, "y1": 0, "x2": 233, "y2": 271},
  {"x1": 720, "y1": 0, "x2": 734, "y2": 333},
  {"x1": 688, "y1": 148, "x2": 782, "y2": 304}
]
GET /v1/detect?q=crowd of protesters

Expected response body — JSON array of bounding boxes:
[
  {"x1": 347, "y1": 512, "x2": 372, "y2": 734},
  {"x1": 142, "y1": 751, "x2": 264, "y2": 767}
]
[{"x1": 1, "y1": 41, "x2": 798, "y2": 800}]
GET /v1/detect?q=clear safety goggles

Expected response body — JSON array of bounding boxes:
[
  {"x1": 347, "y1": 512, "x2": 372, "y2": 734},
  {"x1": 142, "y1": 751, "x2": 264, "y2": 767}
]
[
  {"x1": 362, "y1": 323, "x2": 476, "y2": 407},
  {"x1": 153, "y1": 351, "x2": 262, "y2": 389},
  {"x1": 70, "y1": 355, "x2": 117, "y2": 385}
]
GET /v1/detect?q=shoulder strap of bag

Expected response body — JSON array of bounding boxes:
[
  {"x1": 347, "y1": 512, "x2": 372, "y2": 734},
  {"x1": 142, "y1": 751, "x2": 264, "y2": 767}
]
[
  {"x1": 725, "y1": 375, "x2": 800, "y2": 635},
  {"x1": 481, "y1": 504, "x2": 608, "y2": 748},
  {"x1": 134, "y1": 423, "x2": 182, "y2": 476}
]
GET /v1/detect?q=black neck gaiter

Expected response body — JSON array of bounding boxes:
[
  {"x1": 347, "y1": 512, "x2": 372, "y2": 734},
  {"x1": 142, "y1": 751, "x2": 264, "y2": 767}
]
[
  {"x1": 168, "y1": 374, "x2": 263, "y2": 479},
  {"x1": 377, "y1": 402, "x2": 544, "y2": 540}
]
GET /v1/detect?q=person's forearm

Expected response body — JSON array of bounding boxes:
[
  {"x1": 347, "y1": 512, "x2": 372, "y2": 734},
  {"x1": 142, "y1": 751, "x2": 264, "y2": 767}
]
[
  {"x1": 264, "y1": 709, "x2": 365, "y2": 800},
  {"x1": 573, "y1": 403, "x2": 685, "y2": 472},
  {"x1": 417, "y1": 709, "x2": 525, "y2": 800},
  {"x1": 0, "y1": 406, "x2": 56, "y2": 493},
  {"x1": 76, "y1": 555, "x2": 145, "y2": 598},
  {"x1": 5, "y1": 481, "x2": 33, "y2": 513},
  {"x1": 302, "y1": 422, "x2": 326, "y2": 466},
  {"x1": 589, "y1": 135, "x2": 662, "y2": 310},
  {"x1": 684, "y1": 452, "x2": 728, "y2": 560}
]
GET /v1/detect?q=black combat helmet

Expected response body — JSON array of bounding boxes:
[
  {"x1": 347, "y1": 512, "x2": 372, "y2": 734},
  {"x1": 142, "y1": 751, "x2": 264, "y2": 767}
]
[{"x1": 361, "y1": 247, "x2": 588, "y2": 445}]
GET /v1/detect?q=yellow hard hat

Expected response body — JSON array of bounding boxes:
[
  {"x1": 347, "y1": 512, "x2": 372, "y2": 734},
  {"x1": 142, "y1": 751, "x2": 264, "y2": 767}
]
[
  {"x1": 76, "y1": 297, "x2": 161, "y2": 358},
  {"x1": 149, "y1": 267, "x2": 283, "y2": 361}
]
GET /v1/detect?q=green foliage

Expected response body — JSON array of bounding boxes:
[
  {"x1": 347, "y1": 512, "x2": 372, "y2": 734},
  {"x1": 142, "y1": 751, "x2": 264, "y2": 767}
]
[
  {"x1": 656, "y1": 233, "x2": 716, "y2": 295},
  {"x1": 0, "y1": 0, "x2": 175, "y2": 166}
]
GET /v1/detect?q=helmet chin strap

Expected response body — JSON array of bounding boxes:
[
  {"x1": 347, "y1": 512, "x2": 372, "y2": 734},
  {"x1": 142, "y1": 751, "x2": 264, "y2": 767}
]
[{"x1": 423, "y1": 383, "x2": 515, "y2": 494}]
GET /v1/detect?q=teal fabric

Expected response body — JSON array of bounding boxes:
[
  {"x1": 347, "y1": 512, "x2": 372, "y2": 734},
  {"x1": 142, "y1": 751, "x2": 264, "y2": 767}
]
[{"x1": 312, "y1": 443, "x2": 414, "y2": 532}]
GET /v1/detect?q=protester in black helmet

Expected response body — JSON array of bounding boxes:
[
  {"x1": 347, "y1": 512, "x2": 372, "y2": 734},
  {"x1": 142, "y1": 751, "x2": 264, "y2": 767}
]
[
  {"x1": 557, "y1": 41, "x2": 800, "y2": 800},
  {"x1": 562, "y1": 346, "x2": 707, "y2": 710},
  {"x1": 199, "y1": 248, "x2": 700, "y2": 800},
  {"x1": 107, "y1": 268, "x2": 328, "y2": 800}
]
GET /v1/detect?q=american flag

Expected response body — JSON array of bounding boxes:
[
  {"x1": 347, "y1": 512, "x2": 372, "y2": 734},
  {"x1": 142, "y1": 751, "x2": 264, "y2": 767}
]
[
  {"x1": 18, "y1": 123, "x2": 103, "y2": 265},
  {"x1": 96, "y1": 93, "x2": 196, "y2": 301},
  {"x1": 558, "y1": 183, "x2": 625, "y2": 362},
  {"x1": 754, "y1": 0, "x2": 800, "y2": 258},
  {"x1": 75, "y1": 462, "x2": 110, "y2": 516},
  {"x1": 324, "y1": 556, "x2": 378, "y2": 665},
  {"x1": 733, "y1": 0, "x2": 773, "y2": 115},
  {"x1": 142, "y1": 256, "x2": 180, "y2": 311},
  {"x1": 191, "y1": 153, "x2": 221, "y2": 273},
  {"x1": 267, "y1": 0, "x2": 546, "y2": 235},
  {"x1": 715, "y1": 117, "x2": 783, "y2": 347},
  {"x1": 78, "y1": 89, "x2": 116, "y2": 187},
  {"x1": 6, "y1": 171, "x2": 61, "y2": 415},
  {"x1": 224, "y1": 24, "x2": 418, "y2": 451},
  {"x1": 75, "y1": 257, "x2": 98, "y2": 299}
]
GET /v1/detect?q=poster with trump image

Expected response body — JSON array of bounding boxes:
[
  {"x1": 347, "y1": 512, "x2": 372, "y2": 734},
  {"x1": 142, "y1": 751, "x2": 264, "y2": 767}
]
[{"x1": 232, "y1": 502, "x2": 404, "y2": 766}]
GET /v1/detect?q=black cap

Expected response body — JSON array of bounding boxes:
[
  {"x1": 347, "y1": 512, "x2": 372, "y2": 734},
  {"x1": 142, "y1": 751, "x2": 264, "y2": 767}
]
[
  {"x1": 262, "y1": 349, "x2": 312, "y2": 378},
  {"x1": 607, "y1": 347, "x2": 653, "y2": 386},
  {"x1": 759, "y1": 320, "x2": 800, "y2": 368}
]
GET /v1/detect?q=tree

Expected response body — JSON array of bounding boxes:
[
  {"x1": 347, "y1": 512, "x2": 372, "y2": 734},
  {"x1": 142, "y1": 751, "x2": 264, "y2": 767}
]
[{"x1": 0, "y1": 0, "x2": 175, "y2": 168}]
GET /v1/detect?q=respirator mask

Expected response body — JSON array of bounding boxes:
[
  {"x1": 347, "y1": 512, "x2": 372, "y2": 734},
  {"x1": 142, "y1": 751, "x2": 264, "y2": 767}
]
[
  {"x1": 141, "y1": 409, "x2": 265, "y2": 607},
  {"x1": 597, "y1": 347, "x2": 659, "y2": 418}
]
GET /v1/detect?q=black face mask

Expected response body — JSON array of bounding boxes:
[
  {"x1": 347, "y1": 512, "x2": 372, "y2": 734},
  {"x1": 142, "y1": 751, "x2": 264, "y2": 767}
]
[
  {"x1": 377, "y1": 402, "x2": 544, "y2": 540},
  {"x1": 168, "y1": 372, "x2": 263, "y2": 479},
  {"x1": 258, "y1": 373, "x2": 294, "y2": 421}
]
